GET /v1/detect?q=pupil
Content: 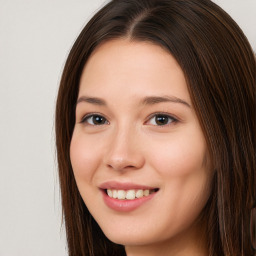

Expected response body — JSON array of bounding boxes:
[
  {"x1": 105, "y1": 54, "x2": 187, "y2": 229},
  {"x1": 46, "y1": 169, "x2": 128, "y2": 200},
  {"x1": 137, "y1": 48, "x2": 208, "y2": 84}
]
[
  {"x1": 156, "y1": 115, "x2": 168, "y2": 125},
  {"x1": 93, "y1": 116, "x2": 104, "y2": 124}
]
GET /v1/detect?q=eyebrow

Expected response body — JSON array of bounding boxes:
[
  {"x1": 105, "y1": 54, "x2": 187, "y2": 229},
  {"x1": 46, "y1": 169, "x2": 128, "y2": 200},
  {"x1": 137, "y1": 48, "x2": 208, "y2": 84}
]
[
  {"x1": 76, "y1": 96, "x2": 106, "y2": 106},
  {"x1": 76, "y1": 95, "x2": 191, "y2": 108},
  {"x1": 142, "y1": 96, "x2": 191, "y2": 108}
]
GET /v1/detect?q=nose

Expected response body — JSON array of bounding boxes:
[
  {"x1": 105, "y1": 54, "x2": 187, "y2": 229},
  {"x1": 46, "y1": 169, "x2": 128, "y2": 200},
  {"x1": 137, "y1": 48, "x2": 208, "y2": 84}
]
[{"x1": 103, "y1": 127, "x2": 145, "y2": 171}]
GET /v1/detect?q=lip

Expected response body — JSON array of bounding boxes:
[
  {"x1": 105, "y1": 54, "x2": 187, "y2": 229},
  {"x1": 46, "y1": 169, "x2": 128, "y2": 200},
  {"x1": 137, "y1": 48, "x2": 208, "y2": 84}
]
[{"x1": 99, "y1": 181, "x2": 158, "y2": 212}]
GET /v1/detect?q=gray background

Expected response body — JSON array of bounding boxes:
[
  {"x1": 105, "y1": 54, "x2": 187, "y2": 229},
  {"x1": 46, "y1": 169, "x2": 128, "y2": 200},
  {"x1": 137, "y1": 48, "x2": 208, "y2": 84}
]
[{"x1": 0, "y1": 0, "x2": 255, "y2": 255}]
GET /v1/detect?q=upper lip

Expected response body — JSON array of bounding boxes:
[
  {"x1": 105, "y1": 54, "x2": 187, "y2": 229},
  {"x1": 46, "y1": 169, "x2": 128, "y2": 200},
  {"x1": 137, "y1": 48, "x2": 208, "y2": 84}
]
[{"x1": 99, "y1": 181, "x2": 157, "y2": 190}]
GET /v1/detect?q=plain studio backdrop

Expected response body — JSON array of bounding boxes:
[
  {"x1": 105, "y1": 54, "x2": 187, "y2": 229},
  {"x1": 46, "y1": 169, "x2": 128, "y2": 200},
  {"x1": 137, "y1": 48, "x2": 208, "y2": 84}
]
[{"x1": 0, "y1": 0, "x2": 255, "y2": 255}]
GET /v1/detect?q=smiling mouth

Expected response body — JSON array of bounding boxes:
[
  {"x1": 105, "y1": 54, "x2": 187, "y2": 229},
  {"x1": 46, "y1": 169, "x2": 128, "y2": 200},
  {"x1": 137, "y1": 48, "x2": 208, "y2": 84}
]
[{"x1": 105, "y1": 188, "x2": 159, "y2": 200}]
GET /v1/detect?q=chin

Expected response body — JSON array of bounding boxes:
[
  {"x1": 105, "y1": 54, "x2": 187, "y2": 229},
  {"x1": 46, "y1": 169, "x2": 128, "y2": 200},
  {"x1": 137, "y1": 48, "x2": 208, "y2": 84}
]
[
  {"x1": 100, "y1": 225, "x2": 153, "y2": 246},
  {"x1": 101, "y1": 223, "x2": 173, "y2": 248},
  {"x1": 107, "y1": 234, "x2": 153, "y2": 247}
]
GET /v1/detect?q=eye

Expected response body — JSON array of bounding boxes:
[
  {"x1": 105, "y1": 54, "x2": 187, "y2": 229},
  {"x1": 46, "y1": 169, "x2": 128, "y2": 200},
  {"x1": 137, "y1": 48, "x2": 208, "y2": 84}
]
[
  {"x1": 81, "y1": 114, "x2": 109, "y2": 126},
  {"x1": 147, "y1": 114, "x2": 176, "y2": 126}
]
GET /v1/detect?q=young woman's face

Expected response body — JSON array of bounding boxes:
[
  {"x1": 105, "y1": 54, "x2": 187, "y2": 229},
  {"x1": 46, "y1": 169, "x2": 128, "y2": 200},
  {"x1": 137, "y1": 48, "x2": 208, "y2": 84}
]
[{"x1": 70, "y1": 39, "x2": 213, "y2": 253}]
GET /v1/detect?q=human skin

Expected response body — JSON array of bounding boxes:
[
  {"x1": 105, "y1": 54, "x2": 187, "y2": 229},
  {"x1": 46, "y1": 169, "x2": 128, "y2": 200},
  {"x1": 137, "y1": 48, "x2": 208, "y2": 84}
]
[{"x1": 70, "y1": 39, "x2": 213, "y2": 256}]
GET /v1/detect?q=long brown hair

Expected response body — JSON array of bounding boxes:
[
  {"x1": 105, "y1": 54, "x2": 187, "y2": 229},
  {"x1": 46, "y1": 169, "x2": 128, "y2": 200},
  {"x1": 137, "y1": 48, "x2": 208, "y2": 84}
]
[{"x1": 55, "y1": 0, "x2": 256, "y2": 255}]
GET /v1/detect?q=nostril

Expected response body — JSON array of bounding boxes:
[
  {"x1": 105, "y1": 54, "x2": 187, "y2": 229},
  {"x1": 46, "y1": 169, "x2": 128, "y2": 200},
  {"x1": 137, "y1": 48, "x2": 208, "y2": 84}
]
[
  {"x1": 126, "y1": 165, "x2": 136, "y2": 169},
  {"x1": 107, "y1": 164, "x2": 137, "y2": 171}
]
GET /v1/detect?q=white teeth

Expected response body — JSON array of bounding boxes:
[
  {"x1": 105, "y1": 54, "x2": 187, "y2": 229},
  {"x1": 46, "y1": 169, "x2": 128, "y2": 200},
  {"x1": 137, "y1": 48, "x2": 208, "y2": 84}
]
[
  {"x1": 117, "y1": 190, "x2": 126, "y2": 200},
  {"x1": 107, "y1": 189, "x2": 112, "y2": 198},
  {"x1": 106, "y1": 188, "x2": 156, "y2": 200},
  {"x1": 135, "y1": 189, "x2": 143, "y2": 198},
  {"x1": 126, "y1": 190, "x2": 136, "y2": 200},
  {"x1": 113, "y1": 190, "x2": 118, "y2": 199}
]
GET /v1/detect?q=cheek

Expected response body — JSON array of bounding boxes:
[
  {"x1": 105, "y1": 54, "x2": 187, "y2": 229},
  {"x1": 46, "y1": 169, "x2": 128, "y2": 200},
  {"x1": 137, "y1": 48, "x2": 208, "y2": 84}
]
[
  {"x1": 70, "y1": 132, "x2": 101, "y2": 182},
  {"x1": 148, "y1": 130, "x2": 207, "y2": 177},
  {"x1": 147, "y1": 127, "x2": 212, "y2": 219}
]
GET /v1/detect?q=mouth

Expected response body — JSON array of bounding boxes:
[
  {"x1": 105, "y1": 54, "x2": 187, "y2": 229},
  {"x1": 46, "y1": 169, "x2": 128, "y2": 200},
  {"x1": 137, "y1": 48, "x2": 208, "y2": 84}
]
[
  {"x1": 104, "y1": 188, "x2": 159, "y2": 200},
  {"x1": 100, "y1": 181, "x2": 159, "y2": 211}
]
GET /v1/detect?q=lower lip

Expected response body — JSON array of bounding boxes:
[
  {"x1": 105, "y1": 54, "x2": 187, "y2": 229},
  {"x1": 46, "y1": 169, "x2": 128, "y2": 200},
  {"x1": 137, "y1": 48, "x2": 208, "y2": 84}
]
[{"x1": 101, "y1": 190, "x2": 157, "y2": 212}]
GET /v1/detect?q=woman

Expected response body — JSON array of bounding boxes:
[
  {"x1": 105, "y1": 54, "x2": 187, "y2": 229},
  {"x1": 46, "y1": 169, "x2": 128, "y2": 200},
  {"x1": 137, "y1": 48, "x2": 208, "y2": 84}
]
[{"x1": 55, "y1": 0, "x2": 256, "y2": 255}]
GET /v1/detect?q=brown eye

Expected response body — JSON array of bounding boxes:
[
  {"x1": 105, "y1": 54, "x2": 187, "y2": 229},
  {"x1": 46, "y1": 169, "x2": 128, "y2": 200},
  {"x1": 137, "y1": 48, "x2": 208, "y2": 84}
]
[
  {"x1": 148, "y1": 114, "x2": 176, "y2": 126},
  {"x1": 82, "y1": 115, "x2": 108, "y2": 125}
]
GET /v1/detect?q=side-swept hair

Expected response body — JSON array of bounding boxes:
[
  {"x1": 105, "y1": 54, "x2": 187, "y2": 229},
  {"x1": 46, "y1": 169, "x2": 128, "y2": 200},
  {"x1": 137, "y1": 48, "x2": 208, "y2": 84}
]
[{"x1": 55, "y1": 0, "x2": 256, "y2": 255}]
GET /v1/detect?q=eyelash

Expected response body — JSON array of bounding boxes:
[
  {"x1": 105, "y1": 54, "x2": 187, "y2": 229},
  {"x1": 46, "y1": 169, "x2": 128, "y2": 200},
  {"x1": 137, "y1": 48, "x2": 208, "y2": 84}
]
[
  {"x1": 146, "y1": 112, "x2": 178, "y2": 126},
  {"x1": 80, "y1": 113, "x2": 109, "y2": 126},
  {"x1": 80, "y1": 112, "x2": 178, "y2": 127}
]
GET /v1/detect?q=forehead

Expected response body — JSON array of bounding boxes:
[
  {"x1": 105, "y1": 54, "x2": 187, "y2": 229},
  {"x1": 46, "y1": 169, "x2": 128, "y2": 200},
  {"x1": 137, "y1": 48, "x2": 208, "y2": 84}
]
[{"x1": 79, "y1": 39, "x2": 191, "y2": 105}]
